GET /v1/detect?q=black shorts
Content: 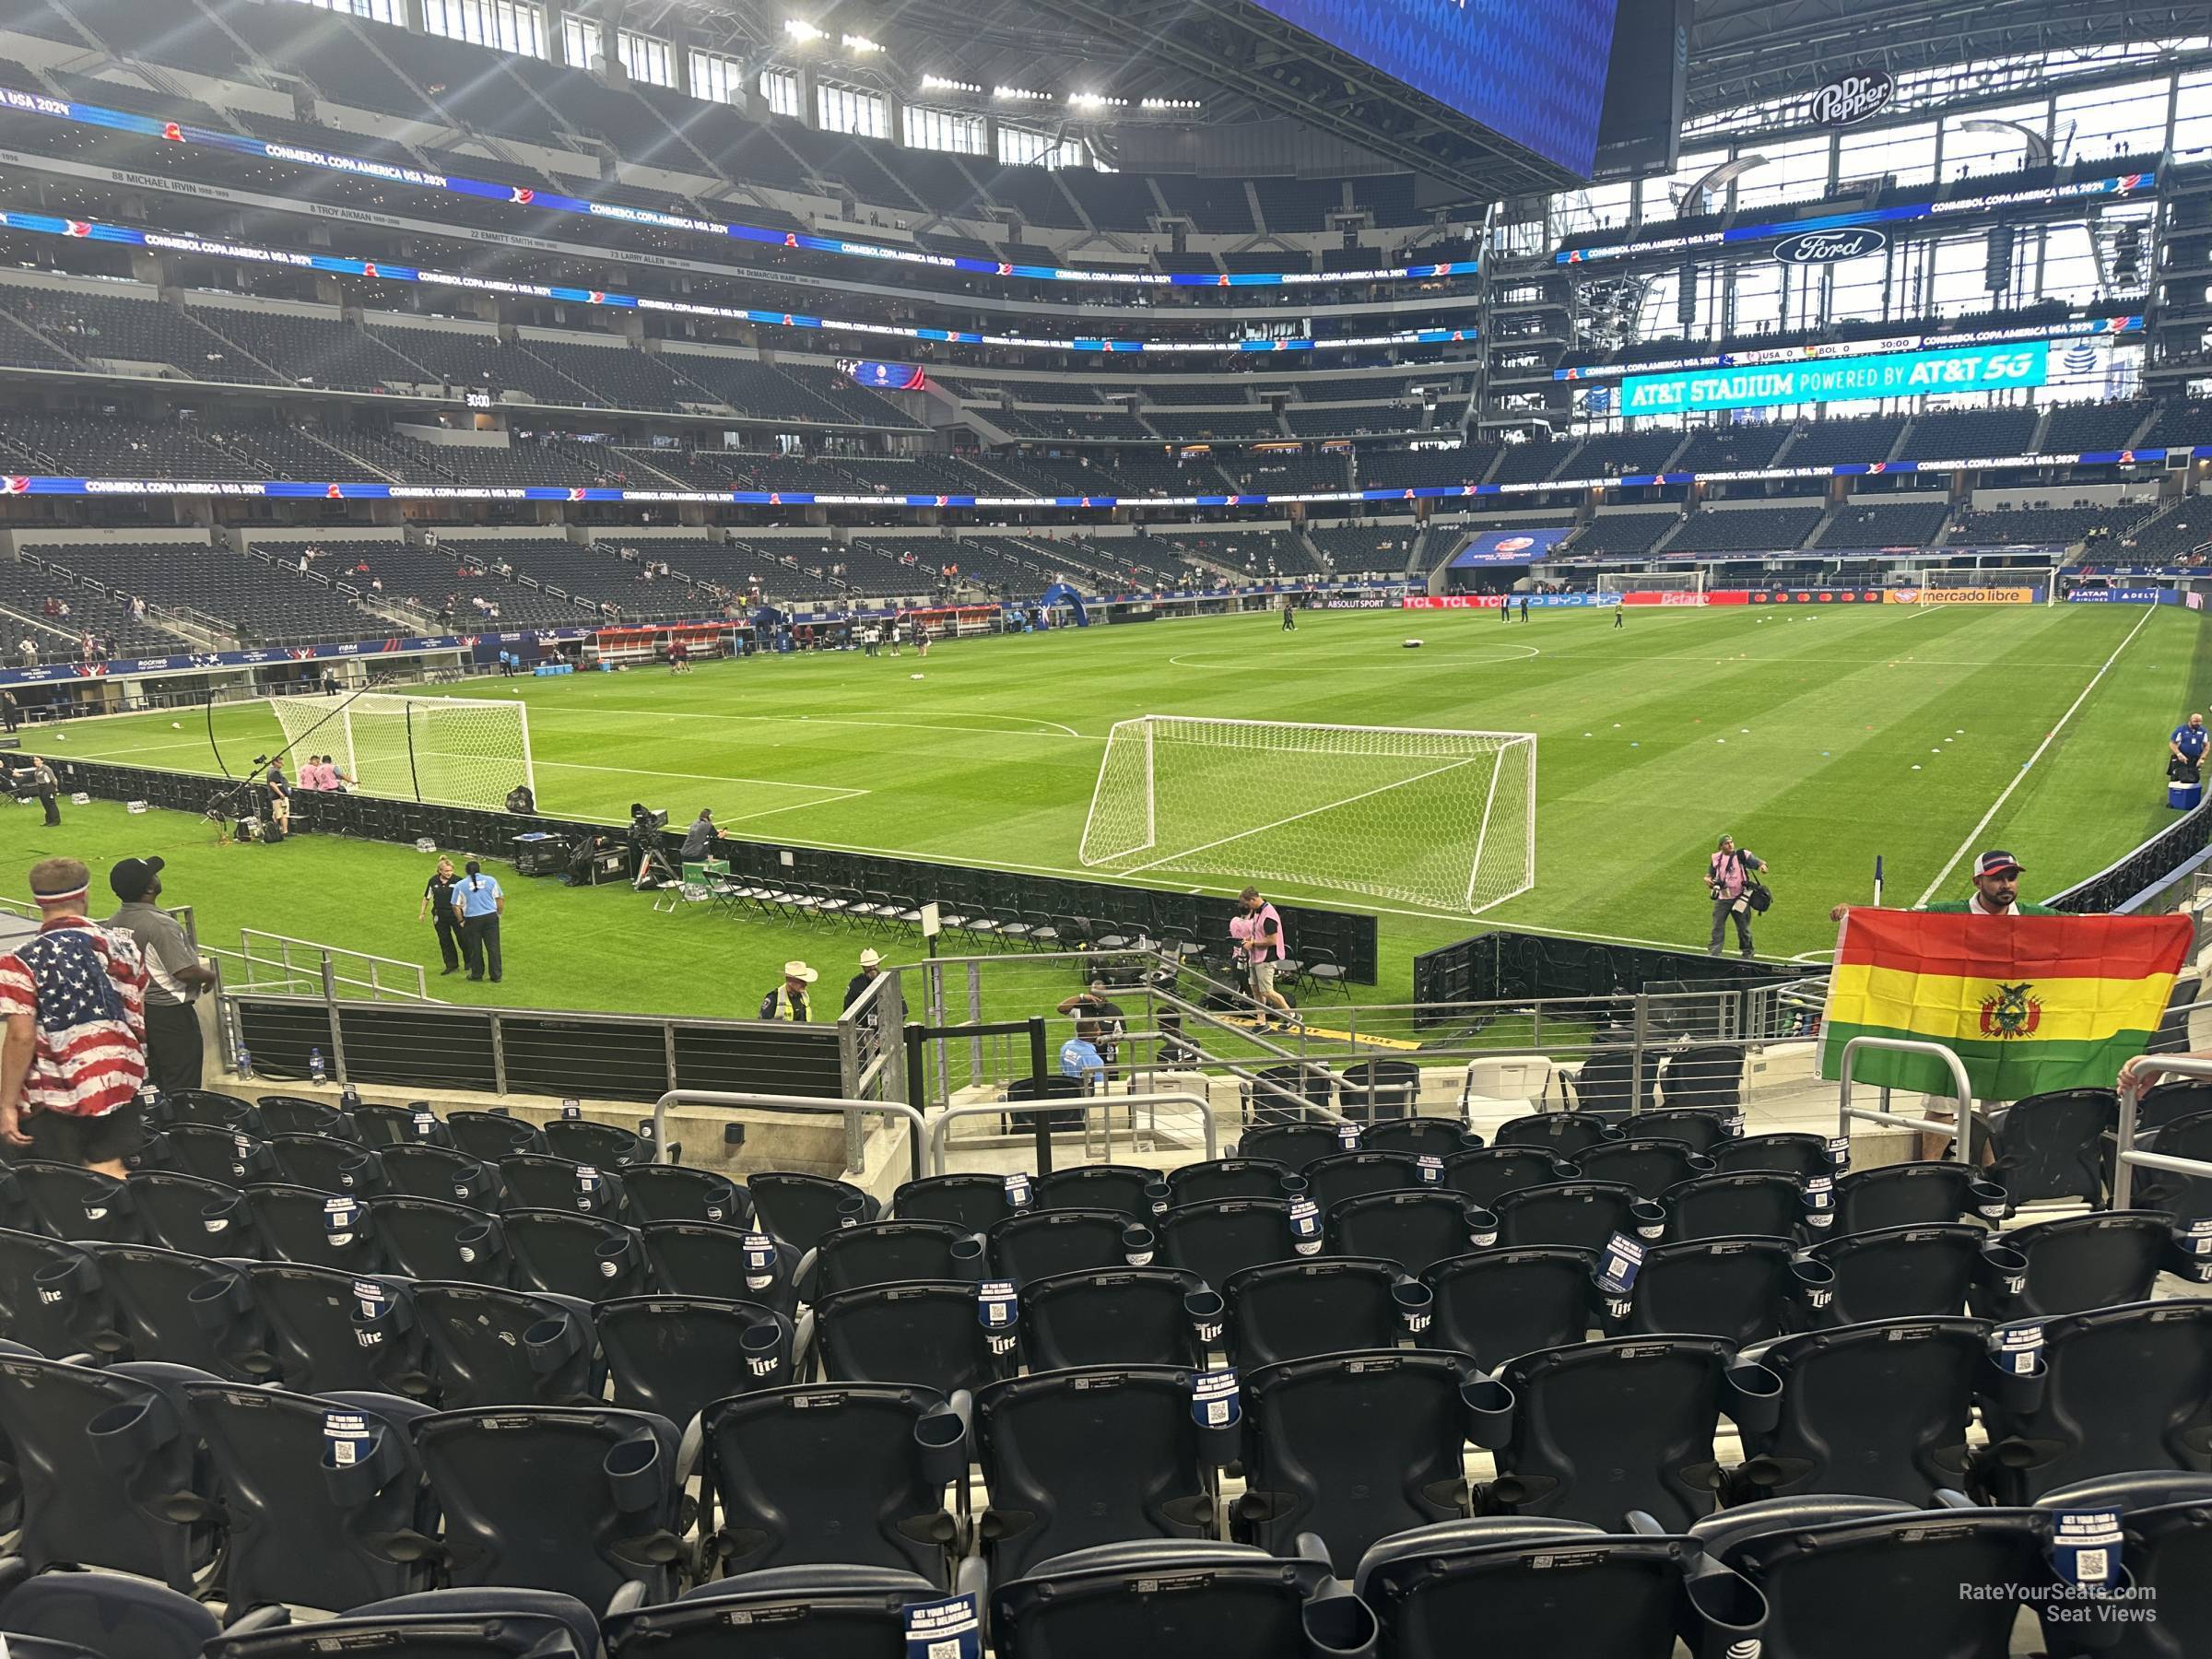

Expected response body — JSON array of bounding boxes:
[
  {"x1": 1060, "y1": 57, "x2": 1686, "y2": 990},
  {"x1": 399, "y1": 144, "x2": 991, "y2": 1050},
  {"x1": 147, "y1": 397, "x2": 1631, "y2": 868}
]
[{"x1": 28, "y1": 1098, "x2": 147, "y2": 1167}]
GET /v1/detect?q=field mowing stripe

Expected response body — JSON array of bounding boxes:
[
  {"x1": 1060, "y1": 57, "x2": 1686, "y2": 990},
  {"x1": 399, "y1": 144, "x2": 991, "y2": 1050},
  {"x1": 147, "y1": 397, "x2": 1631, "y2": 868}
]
[
  {"x1": 477, "y1": 701, "x2": 1097, "y2": 742},
  {"x1": 532, "y1": 759, "x2": 870, "y2": 796},
  {"x1": 1912, "y1": 605, "x2": 2158, "y2": 908}
]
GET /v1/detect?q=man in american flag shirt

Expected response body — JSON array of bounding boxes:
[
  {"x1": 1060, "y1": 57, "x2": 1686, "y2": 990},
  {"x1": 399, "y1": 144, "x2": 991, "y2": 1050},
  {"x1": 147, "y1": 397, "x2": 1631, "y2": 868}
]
[{"x1": 0, "y1": 857, "x2": 150, "y2": 1175}]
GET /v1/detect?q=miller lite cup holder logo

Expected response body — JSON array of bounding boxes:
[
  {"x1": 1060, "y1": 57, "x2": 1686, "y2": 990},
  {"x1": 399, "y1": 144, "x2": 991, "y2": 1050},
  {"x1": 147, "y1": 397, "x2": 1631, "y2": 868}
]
[
  {"x1": 1809, "y1": 70, "x2": 1895, "y2": 125},
  {"x1": 1771, "y1": 227, "x2": 1889, "y2": 265}
]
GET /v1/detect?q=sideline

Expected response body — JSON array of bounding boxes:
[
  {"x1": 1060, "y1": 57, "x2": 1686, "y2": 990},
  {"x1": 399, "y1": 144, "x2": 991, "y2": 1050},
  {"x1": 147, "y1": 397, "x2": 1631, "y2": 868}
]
[{"x1": 1912, "y1": 605, "x2": 2159, "y2": 907}]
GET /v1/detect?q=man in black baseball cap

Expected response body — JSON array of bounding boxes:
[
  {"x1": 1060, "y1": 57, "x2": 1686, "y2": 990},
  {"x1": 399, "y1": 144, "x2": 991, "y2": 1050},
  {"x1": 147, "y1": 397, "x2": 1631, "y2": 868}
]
[
  {"x1": 1923, "y1": 851, "x2": 2063, "y2": 918},
  {"x1": 1831, "y1": 849, "x2": 2060, "y2": 924},
  {"x1": 104, "y1": 856, "x2": 218, "y2": 1097}
]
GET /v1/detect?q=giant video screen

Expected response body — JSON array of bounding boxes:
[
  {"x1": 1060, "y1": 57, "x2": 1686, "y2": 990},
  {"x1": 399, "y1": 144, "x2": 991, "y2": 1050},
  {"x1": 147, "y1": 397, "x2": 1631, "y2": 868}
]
[
  {"x1": 1245, "y1": 0, "x2": 1619, "y2": 176},
  {"x1": 1618, "y1": 341, "x2": 2056, "y2": 418}
]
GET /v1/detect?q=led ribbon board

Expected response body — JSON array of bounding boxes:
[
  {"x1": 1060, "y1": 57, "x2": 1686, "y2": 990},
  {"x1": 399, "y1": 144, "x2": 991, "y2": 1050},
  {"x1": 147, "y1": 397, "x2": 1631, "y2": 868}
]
[
  {"x1": 1618, "y1": 340, "x2": 2055, "y2": 417},
  {"x1": 6, "y1": 439, "x2": 2193, "y2": 512},
  {"x1": 1556, "y1": 316, "x2": 2143, "y2": 382},
  {"x1": 0, "y1": 210, "x2": 1473, "y2": 355},
  {"x1": 0, "y1": 84, "x2": 1478, "y2": 289},
  {"x1": 1556, "y1": 172, "x2": 2154, "y2": 264}
]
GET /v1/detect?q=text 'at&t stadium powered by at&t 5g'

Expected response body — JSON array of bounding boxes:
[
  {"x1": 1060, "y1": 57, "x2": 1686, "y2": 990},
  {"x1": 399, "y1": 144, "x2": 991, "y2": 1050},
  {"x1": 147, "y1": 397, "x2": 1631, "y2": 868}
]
[{"x1": 1620, "y1": 341, "x2": 2056, "y2": 415}]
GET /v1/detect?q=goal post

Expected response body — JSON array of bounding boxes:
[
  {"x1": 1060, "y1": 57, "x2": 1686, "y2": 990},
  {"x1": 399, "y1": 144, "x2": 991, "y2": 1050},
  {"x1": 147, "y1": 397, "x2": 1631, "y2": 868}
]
[
  {"x1": 1078, "y1": 716, "x2": 1536, "y2": 915},
  {"x1": 1597, "y1": 569, "x2": 1706, "y2": 598},
  {"x1": 270, "y1": 691, "x2": 535, "y2": 810}
]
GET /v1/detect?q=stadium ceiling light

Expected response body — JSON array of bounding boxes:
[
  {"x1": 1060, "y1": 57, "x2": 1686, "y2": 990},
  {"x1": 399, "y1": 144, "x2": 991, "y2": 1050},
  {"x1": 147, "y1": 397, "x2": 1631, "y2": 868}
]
[
  {"x1": 1069, "y1": 92, "x2": 1127, "y2": 109},
  {"x1": 782, "y1": 18, "x2": 825, "y2": 43},
  {"x1": 993, "y1": 85, "x2": 1048, "y2": 100},
  {"x1": 1140, "y1": 97, "x2": 1202, "y2": 111},
  {"x1": 841, "y1": 33, "x2": 881, "y2": 53}
]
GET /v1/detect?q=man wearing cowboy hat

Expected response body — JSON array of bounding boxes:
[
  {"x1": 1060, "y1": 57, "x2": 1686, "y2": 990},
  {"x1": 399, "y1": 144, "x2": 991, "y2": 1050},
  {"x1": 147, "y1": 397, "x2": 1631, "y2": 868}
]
[
  {"x1": 844, "y1": 948, "x2": 885, "y2": 1015},
  {"x1": 760, "y1": 960, "x2": 817, "y2": 1022}
]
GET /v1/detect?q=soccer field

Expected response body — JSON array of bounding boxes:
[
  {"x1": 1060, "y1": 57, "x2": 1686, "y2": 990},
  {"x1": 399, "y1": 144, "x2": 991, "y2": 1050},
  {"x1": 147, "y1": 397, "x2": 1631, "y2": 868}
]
[{"x1": 18, "y1": 601, "x2": 2208, "y2": 1016}]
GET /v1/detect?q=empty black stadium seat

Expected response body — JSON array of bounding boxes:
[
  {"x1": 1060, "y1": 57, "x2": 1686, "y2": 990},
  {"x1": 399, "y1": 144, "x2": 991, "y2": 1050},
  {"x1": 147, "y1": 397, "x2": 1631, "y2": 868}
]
[
  {"x1": 242, "y1": 1182, "x2": 380, "y2": 1269},
  {"x1": 1156, "y1": 1197, "x2": 1302, "y2": 1288},
  {"x1": 596, "y1": 1294, "x2": 795, "y2": 1428},
  {"x1": 1488, "y1": 1112, "x2": 1621, "y2": 1158},
  {"x1": 1225, "y1": 1257, "x2": 1424, "y2": 1369},
  {"x1": 0, "y1": 1230, "x2": 111, "y2": 1359},
  {"x1": 238, "y1": 1262, "x2": 429, "y2": 1396},
  {"x1": 1731, "y1": 1316, "x2": 1985, "y2": 1504},
  {"x1": 1661, "y1": 1171, "x2": 1806, "y2": 1241},
  {"x1": 182, "y1": 1378, "x2": 436, "y2": 1613},
  {"x1": 1034, "y1": 1163, "x2": 1161, "y2": 1220},
  {"x1": 124, "y1": 1170, "x2": 252, "y2": 1255},
  {"x1": 8, "y1": 1162, "x2": 142, "y2": 1243},
  {"x1": 618, "y1": 1162, "x2": 747, "y2": 1227},
  {"x1": 1156, "y1": 1158, "x2": 1296, "y2": 1208},
  {"x1": 446, "y1": 1110, "x2": 545, "y2": 1162},
  {"x1": 604, "y1": 1567, "x2": 944, "y2": 1657},
  {"x1": 1491, "y1": 1181, "x2": 1661, "y2": 1252},
  {"x1": 797, "y1": 1218, "x2": 984, "y2": 1299},
  {"x1": 1708, "y1": 1132, "x2": 1835, "y2": 1180},
  {"x1": 498, "y1": 1153, "x2": 626, "y2": 1218},
  {"x1": 891, "y1": 1171, "x2": 1018, "y2": 1230},
  {"x1": 1016, "y1": 1265, "x2": 1218, "y2": 1371},
  {"x1": 1978, "y1": 1087, "x2": 2115, "y2": 1205},
  {"x1": 700, "y1": 1382, "x2": 966, "y2": 1583},
  {"x1": 0, "y1": 1569, "x2": 225, "y2": 1659},
  {"x1": 811, "y1": 1281, "x2": 1006, "y2": 1395},
  {"x1": 1235, "y1": 1348, "x2": 1485, "y2": 1564},
  {"x1": 1235, "y1": 1122, "x2": 1347, "y2": 1169},
  {"x1": 1420, "y1": 1246, "x2": 1597, "y2": 1368},
  {"x1": 976, "y1": 1364, "x2": 1225, "y2": 1581},
  {"x1": 1574, "y1": 1136, "x2": 1715, "y2": 1200},
  {"x1": 410, "y1": 1281, "x2": 598, "y2": 1408},
  {"x1": 992, "y1": 1540, "x2": 1373, "y2": 1659},
  {"x1": 1975, "y1": 1300, "x2": 2212, "y2": 1502},
  {"x1": 1973, "y1": 1210, "x2": 2199, "y2": 1320},
  {"x1": 1474, "y1": 1334, "x2": 1780, "y2": 1530},
  {"x1": 413, "y1": 1404, "x2": 688, "y2": 1609},
  {"x1": 1610, "y1": 1237, "x2": 1820, "y2": 1345},
  {"x1": 1808, "y1": 1221, "x2": 2018, "y2": 1325},
  {"x1": 370, "y1": 1195, "x2": 508, "y2": 1286},
  {"x1": 1830, "y1": 1162, "x2": 2008, "y2": 1235},
  {"x1": 2030, "y1": 1472, "x2": 2212, "y2": 1658},
  {"x1": 1324, "y1": 1189, "x2": 1496, "y2": 1272},
  {"x1": 206, "y1": 1589, "x2": 599, "y2": 1658},
  {"x1": 1439, "y1": 1146, "x2": 1579, "y2": 1207},
  {"x1": 497, "y1": 1209, "x2": 646, "y2": 1302},
  {"x1": 83, "y1": 1242, "x2": 262, "y2": 1377},
  {"x1": 747, "y1": 1171, "x2": 878, "y2": 1252}
]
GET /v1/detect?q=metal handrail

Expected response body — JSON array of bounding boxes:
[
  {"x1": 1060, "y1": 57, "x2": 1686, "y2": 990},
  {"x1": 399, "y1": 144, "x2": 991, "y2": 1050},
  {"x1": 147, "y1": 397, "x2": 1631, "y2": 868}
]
[
  {"x1": 2112, "y1": 1055, "x2": 2212, "y2": 1207},
  {"x1": 926, "y1": 1090, "x2": 1220, "y2": 1172},
  {"x1": 651, "y1": 1088, "x2": 934, "y2": 1179},
  {"x1": 1835, "y1": 1035, "x2": 1976, "y2": 1165}
]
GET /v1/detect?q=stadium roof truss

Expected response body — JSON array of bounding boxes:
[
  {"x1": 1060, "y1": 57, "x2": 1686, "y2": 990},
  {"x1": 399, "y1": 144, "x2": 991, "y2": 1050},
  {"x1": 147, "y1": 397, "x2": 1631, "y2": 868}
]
[{"x1": 1687, "y1": 0, "x2": 2212, "y2": 121}]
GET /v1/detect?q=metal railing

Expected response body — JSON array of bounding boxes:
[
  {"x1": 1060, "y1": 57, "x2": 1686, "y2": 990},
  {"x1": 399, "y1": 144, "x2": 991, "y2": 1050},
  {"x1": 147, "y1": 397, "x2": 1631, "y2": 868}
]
[
  {"x1": 927, "y1": 1090, "x2": 1220, "y2": 1174},
  {"x1": 2112, "y1": 1055, "x2": 2212, "y2": 1208},
  {"x1": 234, "y1": 927, "x2": 432, "y2": 1002},
  {"x1": 650, "y1": 1088, "x2": 933, "y2": 1182},
  {"x1": 1834, "y1": 1036, "x2": 1976, "y2": 1166}
]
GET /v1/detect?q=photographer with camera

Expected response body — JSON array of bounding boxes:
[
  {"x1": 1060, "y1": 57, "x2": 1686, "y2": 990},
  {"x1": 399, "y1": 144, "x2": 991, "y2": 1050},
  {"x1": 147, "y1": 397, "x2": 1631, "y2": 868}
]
[{"x1": 1705, "y1": 833, "x2": 1771, "y2": 959}]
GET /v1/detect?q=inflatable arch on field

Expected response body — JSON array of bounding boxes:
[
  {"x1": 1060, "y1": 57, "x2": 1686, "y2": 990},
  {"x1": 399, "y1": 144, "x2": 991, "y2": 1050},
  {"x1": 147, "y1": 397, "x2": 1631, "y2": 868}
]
[{"x1": 1039, "y1": 583, "x2": 1090, "y2": 626}]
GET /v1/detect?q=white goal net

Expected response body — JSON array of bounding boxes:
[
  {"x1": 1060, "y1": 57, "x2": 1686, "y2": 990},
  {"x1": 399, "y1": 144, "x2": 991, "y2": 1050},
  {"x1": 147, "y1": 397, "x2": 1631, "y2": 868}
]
[
  {"x1": 1598, "y1": 570, "x2": 1706, "y2": 596},
  {"x1": 271, "y1": 691, "x2": 535, "y2": 810},
  {"x1": 1078, "y1": 716, "x2": 1535, "y2": 915}
]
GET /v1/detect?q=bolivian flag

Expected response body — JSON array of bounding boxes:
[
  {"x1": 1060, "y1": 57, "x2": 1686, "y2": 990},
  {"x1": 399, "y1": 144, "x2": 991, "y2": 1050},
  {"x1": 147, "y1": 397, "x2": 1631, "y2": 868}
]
[{"x1": 1820, "y1": 909, "x2": 2194, "y2": 1101}]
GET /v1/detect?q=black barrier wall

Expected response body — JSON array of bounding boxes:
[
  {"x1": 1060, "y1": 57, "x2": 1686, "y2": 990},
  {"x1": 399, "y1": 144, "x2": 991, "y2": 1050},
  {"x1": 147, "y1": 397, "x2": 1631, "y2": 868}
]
[
  {"x1": 1413, "y1": 929, "x2": 1801, "y2": 1020},
  {"x1": 51, "y1": 758, "x2": 1380, "y2": 982}
]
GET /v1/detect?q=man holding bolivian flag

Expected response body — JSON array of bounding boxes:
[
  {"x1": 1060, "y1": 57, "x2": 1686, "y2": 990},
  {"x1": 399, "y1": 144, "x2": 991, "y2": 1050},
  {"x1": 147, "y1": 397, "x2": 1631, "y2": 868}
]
[{"x1": 1821, "y1": 849, "x2": 2194, "y2": 1105}]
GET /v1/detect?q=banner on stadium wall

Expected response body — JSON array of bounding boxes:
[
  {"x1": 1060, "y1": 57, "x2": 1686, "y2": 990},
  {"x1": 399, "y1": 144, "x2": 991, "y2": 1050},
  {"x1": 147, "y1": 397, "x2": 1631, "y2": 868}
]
[
  {"x1": 1404, "y1": 593, "x2": 1620, "y2": 609},
  {"x1": 1620, "y1": 341, "x2": 2053, "y2": 417},
  {"x1": 1888, "y1": 587, "x2": 2039, "y2": 605},
  {"x1": 1620, "y1": 591, "x2": 1710, "y2": 606},
  {"x1": 1744, "y1": 589, "x2": 1888, "y2": 605},
  {"x1": 2065, "y1": 588, "x2": 2187, "y2": 605}
]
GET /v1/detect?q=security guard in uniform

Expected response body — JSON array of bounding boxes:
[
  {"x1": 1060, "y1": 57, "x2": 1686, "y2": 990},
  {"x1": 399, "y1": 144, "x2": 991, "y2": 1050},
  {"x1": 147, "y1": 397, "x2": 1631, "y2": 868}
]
[{"x1": 759, "y1": 960, "x2": 817, "y2": 1021}]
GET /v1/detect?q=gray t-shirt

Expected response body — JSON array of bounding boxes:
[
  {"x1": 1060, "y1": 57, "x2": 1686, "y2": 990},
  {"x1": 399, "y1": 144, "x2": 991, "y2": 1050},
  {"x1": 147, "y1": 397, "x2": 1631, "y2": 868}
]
[{"x1": 105, "y1": 901, "x2": 200, "y2": 1006}]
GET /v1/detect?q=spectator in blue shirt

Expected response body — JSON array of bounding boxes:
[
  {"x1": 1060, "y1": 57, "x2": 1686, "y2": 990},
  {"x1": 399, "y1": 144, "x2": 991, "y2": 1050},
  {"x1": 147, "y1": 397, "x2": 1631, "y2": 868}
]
[
  {"x1": 451, "y1": 860, "x2": 504, "y2": 983},
  {"x1": 1058, "y1": 1022, "x2": 1106, "y2": 1088},
  {"x1": 2171, "y1": 712, "x2": 2206, "y2": 778}
]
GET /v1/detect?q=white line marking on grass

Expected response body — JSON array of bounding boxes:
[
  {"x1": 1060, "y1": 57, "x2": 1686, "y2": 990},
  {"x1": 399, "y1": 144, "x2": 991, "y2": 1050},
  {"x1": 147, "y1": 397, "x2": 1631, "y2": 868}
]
[
  {"x1": 1115, "y1": 757, "x2": 1482, "y2": 877},
  {"x1": 519, "y1": 705, "x2": 1099, "y2": 742},
  {"x1": 1912, "y1": 604, "x2": 2158, "y2": 907},
  {"x1": 534, "y1": 757, "x2": 870, "y2": 798}
]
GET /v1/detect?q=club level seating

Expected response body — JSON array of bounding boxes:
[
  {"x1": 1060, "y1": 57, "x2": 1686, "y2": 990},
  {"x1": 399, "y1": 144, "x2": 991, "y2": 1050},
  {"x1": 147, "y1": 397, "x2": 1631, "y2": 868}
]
[
  {"x1": 0, "y1": 557, "x2": 185, "y2": 655},
  {"x1": 1158, "y1": 530, "x2": 1317, "y2": 577},
  {"x1": 1306, "y1": 524, "x2": 1420, "y2": 573},
  {"x1": 1571, "y1": 511, "x2": 1680, "y2": 558},
  {"x1": 1898, "y1": 406, "x2": 2041, "y2": 464},
  {"x1": 1221, "y1": 453, "x2": 1351, "y2": 498},
  {"x1": 1358, "y1": 448, "x2": 1499, "y2": 491},
  {"x1": 1782, "y1": 415, "x2": 1908, "y2": 469},
  {"x1": 1666, "y1": 424, "x2": 1794, "y2": 473},
  {"x1": 1666, "y1": 504, "x2": 1826, "y2": 554},
  {"x1": 2105, "y1": 504, "x2": 2212, "y2": 565},
  {"x1": 2042, "y1": 399, "x2": 2154, "y2": 453},
  {"x1": 1811, "y1": 498, "x2": 1953, "y2": 549},
  {"x1": 1944, "y1": 505, "x2": 2150, "y2": 549},
  {"x1": 1569, "y1": 430, "x2": 1687, "y2": 477}
]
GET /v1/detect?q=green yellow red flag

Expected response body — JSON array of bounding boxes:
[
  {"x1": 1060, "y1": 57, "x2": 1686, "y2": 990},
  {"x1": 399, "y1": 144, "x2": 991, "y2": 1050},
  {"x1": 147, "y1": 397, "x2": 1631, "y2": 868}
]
[{"x1": 1819, "y1": 908, "x2": 2194, "y2": 1101}]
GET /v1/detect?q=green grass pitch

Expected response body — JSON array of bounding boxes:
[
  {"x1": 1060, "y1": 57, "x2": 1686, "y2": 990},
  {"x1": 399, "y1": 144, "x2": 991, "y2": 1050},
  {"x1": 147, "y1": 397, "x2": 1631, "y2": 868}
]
[{"x1": 11, "y1": 601, "x2": 2206, "y2": 1021}]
